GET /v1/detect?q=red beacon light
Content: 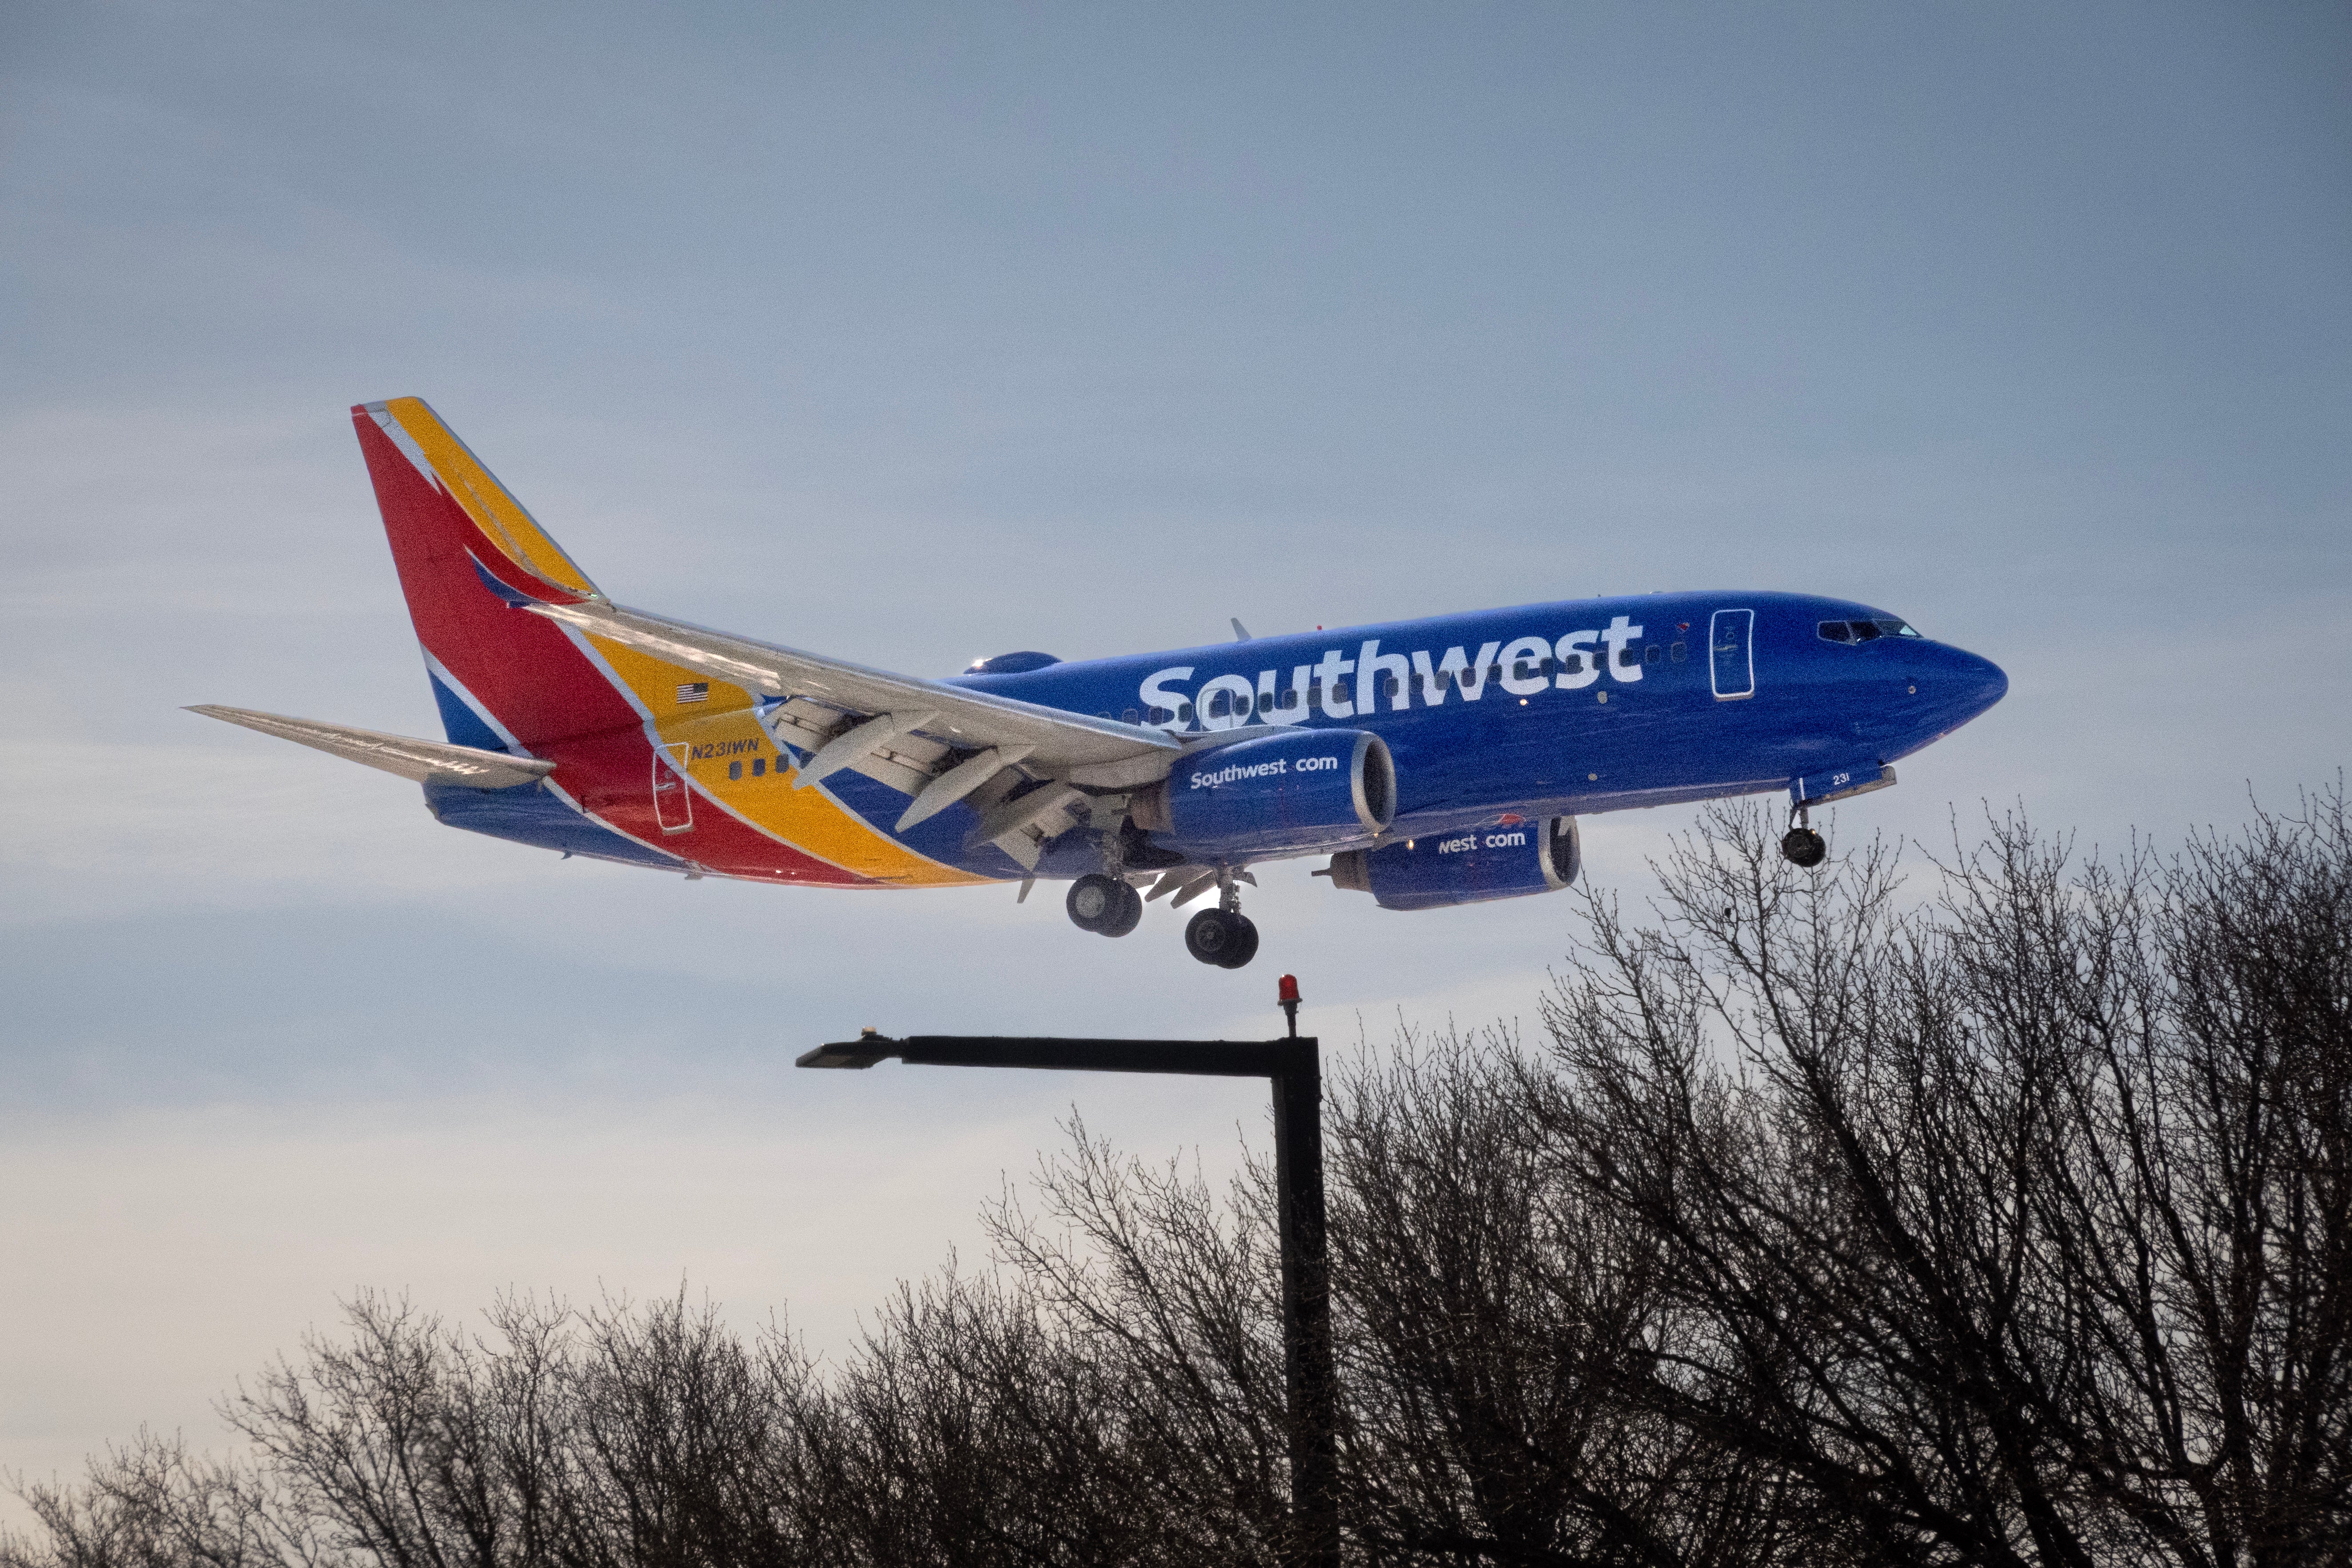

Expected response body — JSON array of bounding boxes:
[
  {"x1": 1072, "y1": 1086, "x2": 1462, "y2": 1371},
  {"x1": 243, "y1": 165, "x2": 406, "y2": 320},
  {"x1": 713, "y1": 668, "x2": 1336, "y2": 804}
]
[{"x1": 1277, "y1": 974, "x2": 1300, "y2": 1005}]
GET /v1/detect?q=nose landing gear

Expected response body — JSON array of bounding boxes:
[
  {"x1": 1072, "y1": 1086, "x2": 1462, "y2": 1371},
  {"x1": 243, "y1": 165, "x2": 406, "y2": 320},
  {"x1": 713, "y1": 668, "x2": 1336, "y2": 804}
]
[
  {"x1": 1781, "y1": 805, "x2": 1828, "y2": 868},
  {"x1": 1183, "y1": 868, "x2": 1260, "y2": 968}
]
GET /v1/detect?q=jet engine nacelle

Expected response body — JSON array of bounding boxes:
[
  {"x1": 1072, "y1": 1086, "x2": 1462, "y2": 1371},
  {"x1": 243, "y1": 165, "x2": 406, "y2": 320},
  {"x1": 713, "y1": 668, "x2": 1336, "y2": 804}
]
[
  {"x1": 1134, "y1": 729, "x2": 1395, "y2": 858},
  {"x1": 1325, "y1": 816, "x2": 1580, "y2": 911}
]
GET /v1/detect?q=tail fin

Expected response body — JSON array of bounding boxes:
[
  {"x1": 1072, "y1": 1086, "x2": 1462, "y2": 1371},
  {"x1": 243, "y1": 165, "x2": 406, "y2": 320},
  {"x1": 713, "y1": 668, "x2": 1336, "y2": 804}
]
[{"x1": 354, "y1": 399, "x2": 639, "y2": 749}]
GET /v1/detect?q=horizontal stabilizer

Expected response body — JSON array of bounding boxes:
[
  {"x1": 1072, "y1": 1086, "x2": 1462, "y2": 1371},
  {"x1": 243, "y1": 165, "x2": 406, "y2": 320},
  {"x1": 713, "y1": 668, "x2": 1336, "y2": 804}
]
[{"x1": 187, "y1": 706, "x2": 557, "y2": 790}]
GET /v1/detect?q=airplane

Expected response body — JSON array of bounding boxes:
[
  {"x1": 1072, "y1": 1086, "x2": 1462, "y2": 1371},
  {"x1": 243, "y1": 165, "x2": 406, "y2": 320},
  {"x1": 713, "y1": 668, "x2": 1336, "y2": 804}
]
[{"x1": 192, "y1": 398, "x2": 2008, "y2": 969}]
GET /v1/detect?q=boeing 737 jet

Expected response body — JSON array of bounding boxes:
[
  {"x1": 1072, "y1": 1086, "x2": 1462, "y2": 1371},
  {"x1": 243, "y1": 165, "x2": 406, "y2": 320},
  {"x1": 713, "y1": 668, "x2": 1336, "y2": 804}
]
[{"x1": 193, "y1": 399, "x2": 2008, "y2": 968}]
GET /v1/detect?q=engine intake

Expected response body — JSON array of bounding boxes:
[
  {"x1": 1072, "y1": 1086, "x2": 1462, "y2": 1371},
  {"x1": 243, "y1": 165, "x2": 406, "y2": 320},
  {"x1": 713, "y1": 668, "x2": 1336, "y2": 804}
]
[
  {"x1": 1134, "y1": 729, "x2": 1395, "y2": 858},
  {"x1": 1325, "y1": 816, "x2": 1579, "y2": 910}
]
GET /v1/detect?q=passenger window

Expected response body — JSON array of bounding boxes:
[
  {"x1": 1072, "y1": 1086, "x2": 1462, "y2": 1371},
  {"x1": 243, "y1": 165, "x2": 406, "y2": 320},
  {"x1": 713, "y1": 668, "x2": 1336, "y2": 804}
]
[
  {"x1": 1670, "y1": 642, "x2": 1688, "y2": 663},
  {"x1": 1618, "y1": 646, "x2": 1640, "y2": 667},
  {"x1": 1177, "y1": 702, "x2": 1194, "y2": 721},
  {"x1": 1644, "y1": 645, "x2": 1661, "y2": 664},
  {"x1": 1559, "y1": 654, "x2": 1583, "y2": 674},
  {"x1": 751, "y1": 757, "x2": 765, "y2": 777},
  {"x1": 1124, "y1": 708, "x2": 1140, "y2": 723},
  {"x1": 728, "y1": 760, "x2": 742, "y2": 781},
  {"x1": 1818, "y1": 621, "x2": 1852, "y2": 642}
]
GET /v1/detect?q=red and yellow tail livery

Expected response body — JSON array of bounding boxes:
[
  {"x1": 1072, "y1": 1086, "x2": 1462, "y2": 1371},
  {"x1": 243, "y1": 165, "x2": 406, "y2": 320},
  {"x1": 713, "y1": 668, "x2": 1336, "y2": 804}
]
[{"x1": 348, "y1": 397, "x2": 999, "y2": 888}]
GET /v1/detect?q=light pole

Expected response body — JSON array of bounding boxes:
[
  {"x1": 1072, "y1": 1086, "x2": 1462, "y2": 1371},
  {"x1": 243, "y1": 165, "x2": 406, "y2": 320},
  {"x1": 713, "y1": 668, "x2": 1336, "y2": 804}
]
[{"x1": 798, "y1": 974, "x2": 1339, "y2": 1568}]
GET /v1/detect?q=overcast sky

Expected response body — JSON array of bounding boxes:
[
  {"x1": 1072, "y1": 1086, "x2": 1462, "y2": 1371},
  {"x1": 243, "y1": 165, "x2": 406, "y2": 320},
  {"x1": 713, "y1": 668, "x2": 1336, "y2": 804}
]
[{"x1": 4, "y1": 0, "x2": 2347, "y2": 1508}]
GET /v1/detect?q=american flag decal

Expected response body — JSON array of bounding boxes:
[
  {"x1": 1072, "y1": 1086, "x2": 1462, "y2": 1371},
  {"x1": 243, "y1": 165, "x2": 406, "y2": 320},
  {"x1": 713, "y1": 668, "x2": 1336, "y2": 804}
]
[{"x1": 675, "y1": 682, "x2": 709, "y2": 704}]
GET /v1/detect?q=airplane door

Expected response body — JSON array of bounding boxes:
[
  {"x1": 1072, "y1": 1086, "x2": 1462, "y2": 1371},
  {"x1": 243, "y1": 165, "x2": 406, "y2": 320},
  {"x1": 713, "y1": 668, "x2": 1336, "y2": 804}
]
[
  {"x1": 1710, "y1": 609, "x2": 1755, "y2": 701},
  {"x1": 652, "y1": 744, "x2": 695, "y2": 833}
]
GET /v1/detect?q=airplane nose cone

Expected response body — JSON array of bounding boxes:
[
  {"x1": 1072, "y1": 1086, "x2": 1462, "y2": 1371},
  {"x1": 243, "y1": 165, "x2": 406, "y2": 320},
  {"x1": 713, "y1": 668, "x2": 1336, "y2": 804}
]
[
  {"x1": 1937, "y1": 645, "x2": 2007, "y2": 724},
  {"x1": 1958, "y1": 645, "x2": 2005, "y2": 699}
]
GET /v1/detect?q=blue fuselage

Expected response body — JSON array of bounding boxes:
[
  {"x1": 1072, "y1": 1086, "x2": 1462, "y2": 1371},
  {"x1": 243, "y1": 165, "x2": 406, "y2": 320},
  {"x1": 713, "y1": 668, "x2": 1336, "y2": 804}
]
[
  {"x1": 426, "y1": 588, "x2": 2005, "y2": 885},
  {"x1": 954, "y1": 590, "x2": 2004, "y2": 874}
]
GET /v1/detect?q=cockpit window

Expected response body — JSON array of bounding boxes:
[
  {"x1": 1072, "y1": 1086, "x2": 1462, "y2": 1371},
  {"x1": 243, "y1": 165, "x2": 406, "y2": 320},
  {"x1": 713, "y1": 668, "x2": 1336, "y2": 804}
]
[{"x1": 1820, "y1": 617, "x2": 1923, "y2": 644}]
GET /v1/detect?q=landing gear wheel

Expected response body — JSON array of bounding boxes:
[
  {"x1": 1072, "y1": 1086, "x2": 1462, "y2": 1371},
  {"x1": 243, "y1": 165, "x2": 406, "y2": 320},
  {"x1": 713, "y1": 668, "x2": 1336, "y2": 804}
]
[
  {"x1": 1104, "y1": 881, "x2": 1144, "y2": 938},
  {"x1": 1218, "y1": 914, "x2": 1259, "y2": 969},
  {"x1": 1780, "y1": 826, "x2": 1828, "y2": 868},
  {"x1": 1067, "y1": 873, "x2": 1125, "y2": 933},
  {"x1": 1185, "y1": 907, "x2": 1256, "y2": 967}
]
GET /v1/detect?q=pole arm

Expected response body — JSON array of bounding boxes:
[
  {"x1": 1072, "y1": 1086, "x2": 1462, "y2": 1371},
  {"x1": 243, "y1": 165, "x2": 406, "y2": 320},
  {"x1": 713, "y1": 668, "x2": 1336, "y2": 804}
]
[{"x1": 798, "y1": 1033, "x2": 1316, "y2": 1077}]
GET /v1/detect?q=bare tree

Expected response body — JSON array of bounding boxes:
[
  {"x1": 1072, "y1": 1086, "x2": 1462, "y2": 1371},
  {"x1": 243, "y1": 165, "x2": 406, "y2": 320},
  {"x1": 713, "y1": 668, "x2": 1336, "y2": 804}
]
[
  {"x1": 985, "y1": 1128, "x2": 1296, "y2": 1562},
  {"x1": 1532, "y1": 789, "x2": 2352, "y2": 1567},
  {"x1": 1, "y1": 1430, "x2": 319, "y2": 1568},
  {"x1": 1326, "y1": 1031, "x2": 1802, "y2": 1567},
  {"x1": 10, "y1": 789, "x2": 2345, "y2": 1568}
]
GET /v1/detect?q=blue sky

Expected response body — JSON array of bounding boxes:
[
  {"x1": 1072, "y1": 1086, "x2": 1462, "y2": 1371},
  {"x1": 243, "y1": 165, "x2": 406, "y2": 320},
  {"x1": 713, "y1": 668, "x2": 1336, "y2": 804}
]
[{"x1": 4, "y1": 0, "x2": 2346, "y2": 1503}]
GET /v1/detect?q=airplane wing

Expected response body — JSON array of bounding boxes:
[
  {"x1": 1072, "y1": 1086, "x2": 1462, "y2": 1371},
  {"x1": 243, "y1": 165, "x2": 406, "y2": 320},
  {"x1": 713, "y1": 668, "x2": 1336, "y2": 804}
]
[
  {"x1": 187, "y1": 706, "x2": 558, "y2": 789},
  {"x1": 526, "y1": 600, "x2": 1186, "y2": 866}
]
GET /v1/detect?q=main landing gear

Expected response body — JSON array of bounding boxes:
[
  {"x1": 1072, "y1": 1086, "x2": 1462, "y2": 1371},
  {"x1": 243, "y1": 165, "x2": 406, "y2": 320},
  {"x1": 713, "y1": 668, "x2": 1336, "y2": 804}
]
[
  {"x1": 1068, "y1": 804, "x2": 1147, "y2": 938},
  {"x1": 1781, "y1": 805, "x2": 1828, "y2": 869},
  {"x1": 1065, "y1": 869, "x2": 1256, "y2": 965},
  {"x1": 1184, "y1": 868, "x2": 1259, "y2": 969},
  {"x1": 1063, "y1": 804, "x2": 1259, "y2": 967},
  {"x1": 1066, "y1": 872, "x2": 1144, "y2": 937},
  {"x1": 1185, "y1": 906, "x2": 1259, "y2": 969}
]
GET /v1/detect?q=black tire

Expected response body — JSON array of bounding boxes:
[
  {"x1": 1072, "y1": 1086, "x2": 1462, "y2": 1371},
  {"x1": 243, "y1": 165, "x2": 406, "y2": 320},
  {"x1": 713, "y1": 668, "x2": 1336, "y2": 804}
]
[
  {"x1": 1184, "y1": 908, "x2": 1241, "y2": 965},
  {"x1": 1104, "y1": 882, "x2": 1144, "y2": 938},
  {"x1": 1217, "y1": 914, "x2": 1260, "y2": 969},
  {"x1": 1780, "y1": 826, "x2": 1828, "y2": 868},
  {"x1": 1067, "y1": 873, "x2": 1123, "y2": 933}
]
